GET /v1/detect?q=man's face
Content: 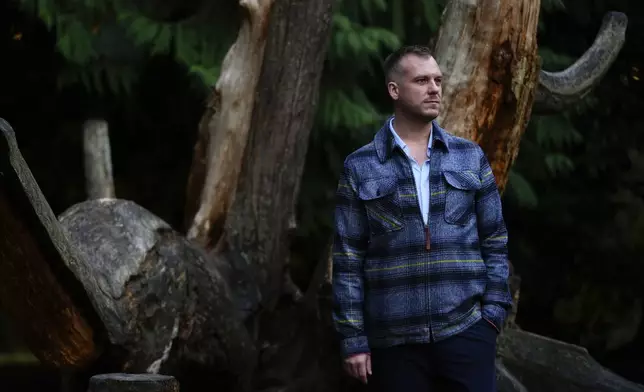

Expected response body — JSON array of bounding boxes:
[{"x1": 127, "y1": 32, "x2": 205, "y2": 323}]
[{"x1": 387, "y1": 54, "x2": 442, "y2": 121}]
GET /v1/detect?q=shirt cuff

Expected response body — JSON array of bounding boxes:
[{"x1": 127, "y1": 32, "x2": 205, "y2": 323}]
[
  {"x1": 341, "y1": 335, "x2": 370, "y2": 358},
  {"x1": 482, "y1": 303, "x2": 507, "y2": 333}
]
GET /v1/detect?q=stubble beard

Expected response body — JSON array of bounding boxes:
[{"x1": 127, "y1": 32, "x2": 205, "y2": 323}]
[{"x1": 398, "y1": 101, "x2": 439, "y2": 124}]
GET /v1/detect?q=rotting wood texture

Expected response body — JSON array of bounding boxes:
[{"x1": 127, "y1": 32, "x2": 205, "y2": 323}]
[
  {"x1": 433, "y1": 1, "x2": 627, "y2": 194},
  {"x1": 185, "y1": 0, "x2": 275, "y2": 249},
  {"x1": 434, "y1": 0, "x2": 541, "y2": 193}
]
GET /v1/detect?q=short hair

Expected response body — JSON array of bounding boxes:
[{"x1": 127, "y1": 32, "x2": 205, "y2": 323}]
[{"x1": 383, "y1": 45, "x2": 433, "y2": 83}]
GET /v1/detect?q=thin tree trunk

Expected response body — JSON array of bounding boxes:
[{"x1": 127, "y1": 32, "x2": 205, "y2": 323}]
[
  {"x1": 184, "y1": 0, "x2": 274, "y2": 248},
  {"x1": 223, "y1": 0, "x2": 335, "y2": 308},
  {"x1": 434, "y1": 0, "x2": 541, "y2": 193},
  {"x1": 83, "y1": 119, "x2": 115, "y2": 199}
]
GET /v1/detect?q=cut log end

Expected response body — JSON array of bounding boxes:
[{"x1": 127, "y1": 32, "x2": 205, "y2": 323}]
[
  {"x1": 59, "y1": 198, "x2": 257, "y2": 378},
  {"x1": 534, "y1": 11, "x2": 628, "y2": 114},
  {"x1": 87, "y1": 373, "x2": 179, "y2": 392}
]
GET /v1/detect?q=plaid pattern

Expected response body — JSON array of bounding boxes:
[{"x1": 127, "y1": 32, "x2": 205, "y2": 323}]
[{"x1": 332, "y1": 118, "x2": 512, "y2": 358}]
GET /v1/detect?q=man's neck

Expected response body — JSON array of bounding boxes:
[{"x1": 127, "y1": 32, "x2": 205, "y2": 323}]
[{"x1": 392, "y1": 112, "x2": 433, "y2": 146}]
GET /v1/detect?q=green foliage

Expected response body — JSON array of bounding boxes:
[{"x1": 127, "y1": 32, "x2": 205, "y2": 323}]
[
  {"x1": 18, "y1": 0, "x2": 236, "y2": 94},
  {"x1": 506, "y1": 169, "x2": 539, "y2": 209}
]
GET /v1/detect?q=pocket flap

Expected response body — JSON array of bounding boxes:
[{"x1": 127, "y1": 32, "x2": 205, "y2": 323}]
[
  {"x1": 443, "y1": 170, "x2": 482, "y2": 191},
  {"x1": 357, "y1": 177, "x2": 398, "y2": 200}
]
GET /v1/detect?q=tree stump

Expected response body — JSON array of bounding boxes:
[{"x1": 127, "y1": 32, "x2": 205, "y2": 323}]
[{"x1": 87, "y1": 374, "x2": 179, "y2": 392}]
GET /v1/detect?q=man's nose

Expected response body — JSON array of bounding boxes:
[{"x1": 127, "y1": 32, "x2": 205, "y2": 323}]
[{"x1": 428, "y1": 82, "x2": 440, "y2": 94}]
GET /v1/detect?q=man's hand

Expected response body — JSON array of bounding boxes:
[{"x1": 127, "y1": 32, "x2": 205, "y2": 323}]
[{"x1": 344, "y1": 353, "x2": 372, "y2": 384}]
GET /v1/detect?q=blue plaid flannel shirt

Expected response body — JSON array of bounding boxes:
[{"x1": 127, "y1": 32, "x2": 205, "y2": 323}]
[{"x1": 332, "y1": 118, "x2": 512, "y2": 358}]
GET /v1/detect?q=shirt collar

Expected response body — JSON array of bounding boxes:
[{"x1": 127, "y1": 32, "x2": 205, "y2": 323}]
[{"x1": 388, "y1": 116, "x2": 433, "y2": 154}]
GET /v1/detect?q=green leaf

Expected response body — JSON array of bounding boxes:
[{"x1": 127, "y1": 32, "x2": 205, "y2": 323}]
[
  {"x1": 545, "y1": 153, "x2": 575, "y2": 176},
  {"x1": 507, "y1": 169, "x2": 539, "y2": 208},
  {"x1": 152, "y1": 25, "x2": 172, "y2": 54}
]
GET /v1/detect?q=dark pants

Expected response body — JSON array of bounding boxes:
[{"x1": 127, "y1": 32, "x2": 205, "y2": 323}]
[{"x1": 368, "y1": 319, "x2": 497, "y2": 392}]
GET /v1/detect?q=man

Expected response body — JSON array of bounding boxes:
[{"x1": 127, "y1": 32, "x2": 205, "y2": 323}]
[{"x1": 331, "y1": 45, "x2": 512, "y2": 391}]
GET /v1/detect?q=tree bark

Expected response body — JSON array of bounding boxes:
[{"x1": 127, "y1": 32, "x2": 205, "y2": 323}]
[
  {"x1": 433, "y1": 2, "x2": 627, "y2": 193},
  {"x1": 223, "y1": 0, "x2": 335, "y2": 308},
  {"x1": 83, "y1": 119, "x2": 115, "y2": 200},
  {"x1": 184, "y1": 0, "x2": 274, "y2": 248},
  {"x1": 497, "y1": 329, "x2": 644, "y2": 392},
  {"x1": 58, "y1": 199, "x2": 257, "y2": 387},
  {"x1": 1, "y1": 0, "x2": 335, "y2": 386},
  {"x1": 434, "y1": 0, "x2": 541, "y2": 193},
  {"x1": 533, "y1": 11, "x2": 627, "y2": 114}
]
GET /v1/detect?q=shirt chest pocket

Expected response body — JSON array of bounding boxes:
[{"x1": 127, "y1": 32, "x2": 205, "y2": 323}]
[
  {"x1": 443, "y1": 170, "x2": 482, "y2": 225},
  {"x1": 357, "y1": 178, "x2": 404, "y2": 236}
]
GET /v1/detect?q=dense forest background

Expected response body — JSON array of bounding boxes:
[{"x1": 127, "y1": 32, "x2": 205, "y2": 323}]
[{"x1": 0, "y1": 0, "x2": 643, "y2": 388}]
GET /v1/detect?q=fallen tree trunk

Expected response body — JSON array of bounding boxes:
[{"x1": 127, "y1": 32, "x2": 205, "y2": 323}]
[
  {"x1": 58, "y1": 198, "x2": 257, "y2": 390},
  {"x1": 497, "y1": 329, "x2": 644, "y2": 392}
]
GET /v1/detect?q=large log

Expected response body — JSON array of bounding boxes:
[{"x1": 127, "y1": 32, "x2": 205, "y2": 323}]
[
  {"x1": 498, "y1": 329, "x2": 644, "y2": 392},
  {"x1": 0, "y1": 118, "x2": 103, "y2": 368},
  {"x1": 58, "y1": 199, "x2": 256, "y2": 388}
]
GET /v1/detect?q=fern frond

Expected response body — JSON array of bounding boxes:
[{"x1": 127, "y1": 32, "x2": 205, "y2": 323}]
[{"x1": 506, "y1": 169, "x2": 539, "y2": 208}]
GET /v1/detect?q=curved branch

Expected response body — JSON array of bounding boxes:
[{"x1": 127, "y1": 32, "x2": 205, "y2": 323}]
[{"x1": 534, "y1": 11, "x2": 628, "y2": 114}]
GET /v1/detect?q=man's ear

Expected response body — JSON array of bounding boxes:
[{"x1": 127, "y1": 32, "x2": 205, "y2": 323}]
[{"x1": 387, "y1": 81, "x2": 399, "y2": 100}]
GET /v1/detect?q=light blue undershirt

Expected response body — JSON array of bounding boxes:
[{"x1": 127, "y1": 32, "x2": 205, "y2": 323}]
[{"x1": 389, "y1": 117, "x2": 433, "y2": 225}]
